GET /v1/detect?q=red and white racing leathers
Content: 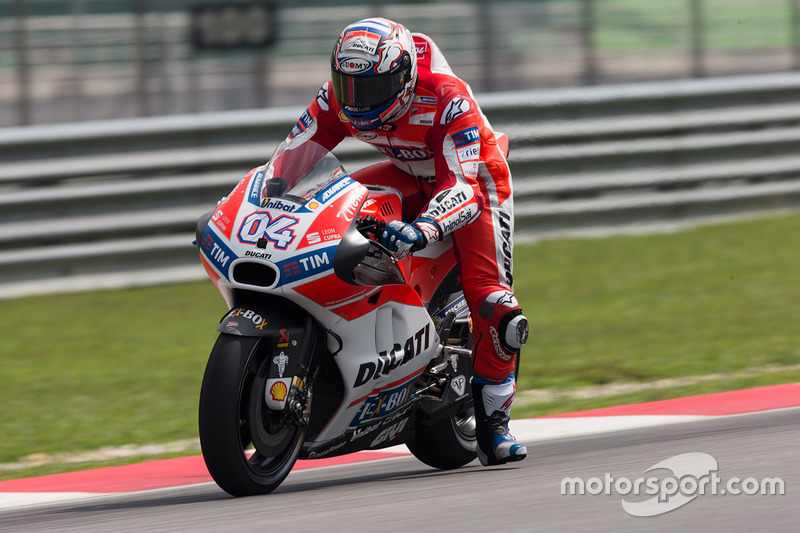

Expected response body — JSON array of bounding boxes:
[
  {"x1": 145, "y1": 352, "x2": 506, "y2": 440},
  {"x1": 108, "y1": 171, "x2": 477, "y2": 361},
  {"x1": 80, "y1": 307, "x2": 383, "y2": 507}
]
[{"x1": 282, "y1": 33, "x2": 521, "y2": 384}]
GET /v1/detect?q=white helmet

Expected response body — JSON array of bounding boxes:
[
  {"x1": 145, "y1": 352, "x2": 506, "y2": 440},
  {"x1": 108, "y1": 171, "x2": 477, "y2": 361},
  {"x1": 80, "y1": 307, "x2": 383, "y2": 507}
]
[{"x1": 330, "y1": 18, "x2": 418, "y2": 130}]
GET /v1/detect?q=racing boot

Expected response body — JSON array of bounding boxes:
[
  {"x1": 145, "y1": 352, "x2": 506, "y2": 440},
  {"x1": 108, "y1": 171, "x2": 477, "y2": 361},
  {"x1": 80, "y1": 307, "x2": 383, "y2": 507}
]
[{"x1": 472, "y1": 376, "x2": 527, "y2": 466}]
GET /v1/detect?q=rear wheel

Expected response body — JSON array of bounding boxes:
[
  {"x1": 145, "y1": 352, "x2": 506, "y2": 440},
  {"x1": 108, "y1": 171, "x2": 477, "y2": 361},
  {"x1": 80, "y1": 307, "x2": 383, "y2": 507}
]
[
  {"x1": 198, "y1": 334, "x2": 304, "y2": 496},
  {"x1": 407, "y1": 314, "x2": 477, "y2": 469},
  {"x1": 406, "y1": 400, "x2": 477, "y2": 469}
]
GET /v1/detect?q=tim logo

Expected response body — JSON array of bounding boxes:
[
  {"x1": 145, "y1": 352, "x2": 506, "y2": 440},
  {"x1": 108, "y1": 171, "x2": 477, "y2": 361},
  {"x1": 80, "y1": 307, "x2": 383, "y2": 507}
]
[
  {"x1": 238, "y1": 212, "x2": 299, "y2": 249},
  {"x1": 278, "y1": 248, "x2": 334, "y2": 283},
  {"x1": 452, "y1": 126, "x2": 480, "y2": 148},
  {"x1": 200, "y1": 228, "x2": 235, "y2": 276}
]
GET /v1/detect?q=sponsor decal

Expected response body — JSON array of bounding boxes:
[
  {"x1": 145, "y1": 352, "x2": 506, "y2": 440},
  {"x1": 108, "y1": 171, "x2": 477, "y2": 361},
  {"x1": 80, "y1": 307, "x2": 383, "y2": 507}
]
[
  {"x1": 269, "y1": 381, "x2": 288, "y2": 401},
  {"x1": 277, "y1": 328, "x2": 291, "y2": 348},
  {"x1": 211, "y1": 203, "x2": 235, "y2": 239},
  {"x1": 316, "y1": 85, "x2": 329, "y2": 111},
  {"x1": 460, "y1": 160, "x2": 479, "y2": 178},
  {"x1": 458, "y1": 145, "x2": 480, "y2": 161},
  {"x1": 247, "y1": 168, "x2": 267, "y2": 207},
  {"x1": 355, "y1": 131, "x2": 379, "y2": 141},
  {"x1": 238, "y1": 212, "x2": 299, "y2": 249},
  {"x1": 349, "y1": 423, "x2": 380, "y2": 442},
  {"x1": 353, "y1": 323, "x2": 431, "y2": 387},
  {"x1": 497, "y1": 210, "x2": 514, "y2": 286},
  {"x1": 306, "y1": 440, "x2": 347, "y2": 459},
  {"x1": 413, "y1": 95, "x2": 437, "y2": 105},
  {"x1": 349, "y1": 409, "x2": 409, "y2": 443},
  {"x1": 319, "y1": 176, "x2": 353, "y2": 203},
  {"x1": 375, "y1": 144, "x2": 434, "y2": 162},
  {"x1": 277, "y1": 246, "x2": 336, "y2": 283},
  {"x1": 228, "y1": 307, "x2": 269, "y2": 330},
  {"x1": 370, "y1": 418, "x2": 408, "y2": 448},
  {"x1": 487, "y1": 290, "x2": 517, "y2": 308},
  {"x1": 452, "y1": 126, "x2": 480, "y2": 148},
  {"x1": 340, "y1": 58, "x2": 372, "y2": 73},
  {"x1": 336, "y1": 187, "x2": 367, "y2": 223},
  {"x1": 415, "y1": 220, "x2": 440, "y2": 243},
  {"x1": 441, "y1": 97, "x2": 470, "y2": 124},
  {"x1": 225, "y1": 321, "x2": 239, "y2": 332},
  {"x1": 450, "y1": 375, "x2": 467, "y2": 396},
  {"x1": 409, "y1": 108, "x2": 435, "y2": 126},
  {"x1": 273, "y1": 351, "x2": 289, "y2": 377},
  {"x1": 452, "y1": 126, "x2": 481, "y2": 161},
  {"x1": 200, "y1": 228, "x2": 235, "y2": 276},
  {"x1": 349, "y1": 378, "x2": 416, "y2": 427},
  {"x1": 433, "y1": 294, "x2": 469, "y2": 323},
  {"x1": 427, "y1": 189, "x2": 468, "y2": 219},
  {"x1": 489, "y1": 326, "x2": 513, "y2": 361},
  {"x1": 244, "y1": 250, "x2": 272, "y2": 260},
  {"x1": 341, "y1": 29, "x2": 380, "y2": 55},
  {"x1": 264, "y1": 198, "x2": 297, "y2": 212},
  {"x1": 306, "y1": 228, "x2": 342, "y2": 246},
  {"x1": 289, "y1": 108, "x2": 314, "y2": 139},
  {"x1": 440, "y1": 209, "x2": 472, "y2": 234},
  {"x1": 415, "y1": 42, "x2": 429, "y2": 56}
]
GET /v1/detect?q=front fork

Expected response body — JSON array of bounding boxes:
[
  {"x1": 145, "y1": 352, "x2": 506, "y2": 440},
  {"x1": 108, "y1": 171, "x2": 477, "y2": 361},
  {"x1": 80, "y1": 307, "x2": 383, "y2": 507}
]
[{"x1": 218, "y1": 295, "x2": 324, "y2": 428}]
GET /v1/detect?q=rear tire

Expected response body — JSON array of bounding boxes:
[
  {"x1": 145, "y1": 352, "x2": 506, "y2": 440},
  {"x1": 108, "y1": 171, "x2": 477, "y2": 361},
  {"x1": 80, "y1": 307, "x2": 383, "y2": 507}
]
[
  {"x1": 406, "y1": 402, "x2": 477, "y2": 469},
  {"x1": 199, "y1": 334, "x2": 304, "y2": 496}
]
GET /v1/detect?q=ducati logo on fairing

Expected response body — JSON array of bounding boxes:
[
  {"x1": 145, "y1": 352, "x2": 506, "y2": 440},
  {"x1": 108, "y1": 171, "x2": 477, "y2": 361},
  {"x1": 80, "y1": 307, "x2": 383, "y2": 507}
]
[{"x1": 353, "y1": 324, "x2": 431, "y2": 387}]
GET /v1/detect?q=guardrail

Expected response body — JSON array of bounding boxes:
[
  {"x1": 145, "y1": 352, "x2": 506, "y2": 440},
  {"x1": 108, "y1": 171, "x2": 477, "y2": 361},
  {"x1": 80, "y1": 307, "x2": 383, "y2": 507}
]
[{"x1": 2, "y1": 72, "x2": 800, "y2": 299}]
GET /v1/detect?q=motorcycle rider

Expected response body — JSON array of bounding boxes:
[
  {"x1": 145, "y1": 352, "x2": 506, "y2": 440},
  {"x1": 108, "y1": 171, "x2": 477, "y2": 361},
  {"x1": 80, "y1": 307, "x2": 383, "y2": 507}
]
[{"x1": 279, "y1": 17, "x2": 528, "y2": 466}]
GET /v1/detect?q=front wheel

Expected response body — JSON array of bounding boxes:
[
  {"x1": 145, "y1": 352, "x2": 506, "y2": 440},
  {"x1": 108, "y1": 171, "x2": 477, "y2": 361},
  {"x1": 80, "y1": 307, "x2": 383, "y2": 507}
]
[{"x1": 198, "y1": 334, "x2": 304, "y2": 496}]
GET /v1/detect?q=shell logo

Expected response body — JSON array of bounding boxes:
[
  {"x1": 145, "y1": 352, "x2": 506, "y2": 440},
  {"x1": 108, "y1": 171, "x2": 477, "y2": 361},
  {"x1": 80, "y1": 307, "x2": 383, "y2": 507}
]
[{"x1": 270, "y1": 381, "x2": 288, "y2": 401}]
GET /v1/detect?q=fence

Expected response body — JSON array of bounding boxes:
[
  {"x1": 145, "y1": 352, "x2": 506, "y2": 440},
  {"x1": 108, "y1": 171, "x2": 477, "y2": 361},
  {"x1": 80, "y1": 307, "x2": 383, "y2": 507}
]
[
  {"x1": 2, "y1": 72, "x2": 800, "y2": 299},
  {"x1": 3, "y1": 0, "x2": 800, "y2": 127}
]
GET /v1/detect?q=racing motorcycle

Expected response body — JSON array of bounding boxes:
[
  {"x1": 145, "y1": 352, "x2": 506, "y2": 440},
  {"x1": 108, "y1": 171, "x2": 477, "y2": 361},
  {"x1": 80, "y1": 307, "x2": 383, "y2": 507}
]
[{"x1": 196, "y1": 139, "x2": 477, "y2": 496}]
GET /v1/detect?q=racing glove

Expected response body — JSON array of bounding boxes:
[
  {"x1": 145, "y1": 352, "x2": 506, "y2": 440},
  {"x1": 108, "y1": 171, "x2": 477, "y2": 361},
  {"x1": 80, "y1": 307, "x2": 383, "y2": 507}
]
[{"x1": 379, "y1": 218, "x2": 442, "y2": 259}]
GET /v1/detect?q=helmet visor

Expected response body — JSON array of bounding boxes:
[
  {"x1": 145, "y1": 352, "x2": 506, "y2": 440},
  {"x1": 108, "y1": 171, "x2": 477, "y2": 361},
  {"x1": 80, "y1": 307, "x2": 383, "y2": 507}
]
[{"x1": 331, "y1": 70, "x2": 407, "y2": 112}]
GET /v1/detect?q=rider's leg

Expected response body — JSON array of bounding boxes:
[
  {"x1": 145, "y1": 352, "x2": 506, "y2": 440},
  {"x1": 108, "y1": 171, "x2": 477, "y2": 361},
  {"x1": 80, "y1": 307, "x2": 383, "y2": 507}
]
[
  {"x1": 451, "y1": 196, "x2": 529, "y2": 466},
  {"x1": 350, "y1": 161, "x2": 433, "y2": 221}
]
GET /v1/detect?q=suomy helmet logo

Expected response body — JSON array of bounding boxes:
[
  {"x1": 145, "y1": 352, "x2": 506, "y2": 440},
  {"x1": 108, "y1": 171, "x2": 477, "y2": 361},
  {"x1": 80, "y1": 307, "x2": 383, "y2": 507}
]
[{"x1": 340, "y1": 59, "x2": 372, "y2": 73}]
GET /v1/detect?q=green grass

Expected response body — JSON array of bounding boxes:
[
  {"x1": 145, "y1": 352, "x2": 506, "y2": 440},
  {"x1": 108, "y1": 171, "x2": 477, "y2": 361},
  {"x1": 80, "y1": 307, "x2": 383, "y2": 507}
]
[
  {"x1": 1, "y1": 212, "x2": 799, "y2": 481},
  {"x1": 513, "y1": 213, "x2": 800, "y2": 393},
  {"x1": 0, "y1": 284, "x2": 226, "y2": 465}
]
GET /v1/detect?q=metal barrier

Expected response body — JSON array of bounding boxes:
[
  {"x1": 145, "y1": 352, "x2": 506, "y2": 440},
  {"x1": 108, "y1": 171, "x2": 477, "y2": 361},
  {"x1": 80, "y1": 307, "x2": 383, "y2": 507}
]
[{"x1": 2, "y1": 72, "x2": 800, "y2": 299}]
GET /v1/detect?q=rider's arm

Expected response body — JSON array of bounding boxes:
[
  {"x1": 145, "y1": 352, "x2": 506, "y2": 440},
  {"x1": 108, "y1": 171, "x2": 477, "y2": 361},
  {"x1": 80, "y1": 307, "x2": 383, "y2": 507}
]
[
  {"x1": 283, "y1": 81, "x2": 349, "y2": 151},
  {"x1": 419, "y1": 90, "x2": 490, "y2": 240}
]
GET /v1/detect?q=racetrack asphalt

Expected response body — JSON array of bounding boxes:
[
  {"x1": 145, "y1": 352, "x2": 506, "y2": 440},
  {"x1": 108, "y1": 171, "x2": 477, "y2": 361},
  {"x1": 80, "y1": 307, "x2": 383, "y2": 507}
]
[{"x1": 0, "y1": 383, "x2": 798, "y2": 532}]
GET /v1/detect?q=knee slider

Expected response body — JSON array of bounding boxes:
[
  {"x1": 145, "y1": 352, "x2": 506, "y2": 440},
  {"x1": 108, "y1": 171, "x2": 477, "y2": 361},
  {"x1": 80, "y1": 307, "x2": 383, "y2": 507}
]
[{"x1": 499, "y1": 309, "x2": 529, "y2": 352}]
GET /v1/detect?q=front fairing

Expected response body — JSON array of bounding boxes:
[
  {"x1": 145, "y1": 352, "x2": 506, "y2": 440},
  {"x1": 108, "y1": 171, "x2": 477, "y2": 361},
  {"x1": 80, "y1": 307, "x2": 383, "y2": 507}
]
[{"x1": 198, "y1": 141, "x2": 371, "y2": 317}]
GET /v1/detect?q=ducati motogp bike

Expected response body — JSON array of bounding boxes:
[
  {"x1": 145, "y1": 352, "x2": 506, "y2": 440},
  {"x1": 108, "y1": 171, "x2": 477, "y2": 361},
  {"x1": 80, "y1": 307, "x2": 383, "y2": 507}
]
[{"x1": 196, "y1": 140, "x2": 476, "y2": 496}]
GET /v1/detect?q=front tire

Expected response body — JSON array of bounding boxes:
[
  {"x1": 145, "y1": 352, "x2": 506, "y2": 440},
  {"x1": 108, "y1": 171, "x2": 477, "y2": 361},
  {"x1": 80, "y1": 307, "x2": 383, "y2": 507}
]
[{"x1": 199, "y1": 334, "x2": 304, "y2": 496}]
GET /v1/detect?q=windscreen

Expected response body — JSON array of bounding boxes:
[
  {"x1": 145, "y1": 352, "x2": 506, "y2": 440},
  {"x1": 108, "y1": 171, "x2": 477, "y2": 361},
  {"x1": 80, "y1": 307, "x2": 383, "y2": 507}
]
[{"x1": 261, "y1": 140, "x2": 348, "y2": 204}]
